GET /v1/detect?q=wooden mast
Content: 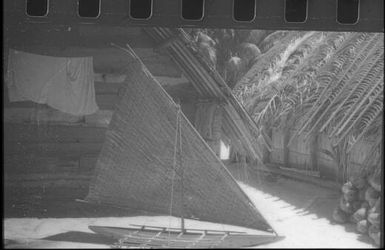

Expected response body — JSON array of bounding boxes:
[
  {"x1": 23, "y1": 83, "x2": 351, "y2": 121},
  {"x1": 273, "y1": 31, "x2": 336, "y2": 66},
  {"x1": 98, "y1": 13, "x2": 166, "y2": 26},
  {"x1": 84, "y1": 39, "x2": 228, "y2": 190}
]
[{"x1": 176, "y1": 101, "x2": 185, "y2": 232}]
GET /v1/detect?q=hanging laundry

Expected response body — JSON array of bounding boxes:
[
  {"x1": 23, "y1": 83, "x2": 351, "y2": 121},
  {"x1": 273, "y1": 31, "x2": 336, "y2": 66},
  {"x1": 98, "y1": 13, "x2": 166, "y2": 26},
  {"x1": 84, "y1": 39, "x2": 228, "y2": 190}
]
[{"x1": 7, "y1": 49, "x2": 99, "y2": 116}]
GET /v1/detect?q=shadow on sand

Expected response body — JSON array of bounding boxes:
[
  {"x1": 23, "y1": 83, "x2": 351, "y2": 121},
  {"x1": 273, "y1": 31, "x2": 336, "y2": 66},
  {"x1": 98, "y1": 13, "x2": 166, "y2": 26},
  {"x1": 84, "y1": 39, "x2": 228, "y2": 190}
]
[
  {"x1": 42, "y1": 231, "x2": 115, "y2": 245},
  {"x1": 226, "y1": 163, "x2": 376, "y2": 247}
]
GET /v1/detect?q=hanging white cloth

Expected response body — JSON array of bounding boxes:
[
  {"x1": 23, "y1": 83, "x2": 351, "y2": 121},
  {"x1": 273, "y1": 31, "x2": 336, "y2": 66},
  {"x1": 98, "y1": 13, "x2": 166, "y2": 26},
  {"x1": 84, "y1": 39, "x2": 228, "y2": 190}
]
[{"x1": 7, "y1": 49, "x2": 99, "y2": 116}]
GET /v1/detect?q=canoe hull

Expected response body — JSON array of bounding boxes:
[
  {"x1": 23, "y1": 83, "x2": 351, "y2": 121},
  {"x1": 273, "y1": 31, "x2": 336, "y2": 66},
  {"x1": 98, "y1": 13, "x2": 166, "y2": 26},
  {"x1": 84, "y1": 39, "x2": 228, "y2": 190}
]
[{"x1": 89, "y1": 225, "x2": 284, "y2": 248}]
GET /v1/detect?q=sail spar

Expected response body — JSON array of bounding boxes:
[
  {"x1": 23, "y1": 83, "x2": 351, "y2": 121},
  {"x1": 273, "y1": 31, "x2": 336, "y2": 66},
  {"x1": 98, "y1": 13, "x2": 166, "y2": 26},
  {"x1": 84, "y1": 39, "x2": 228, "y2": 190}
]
[{"x1": 85, "y1": 45, "x2": 273, "y2": 233}]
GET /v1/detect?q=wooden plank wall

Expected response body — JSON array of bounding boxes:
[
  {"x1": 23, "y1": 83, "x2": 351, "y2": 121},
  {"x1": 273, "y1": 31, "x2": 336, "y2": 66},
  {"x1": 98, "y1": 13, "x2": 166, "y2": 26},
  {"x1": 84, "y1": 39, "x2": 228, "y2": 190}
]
[
  {"x1": 3, "y1": 29, "x2": 200, "y2": 189},
  {"x1": 3, "y1": 75, "x2": 113, "y2": 186},
  {"x1": 269, "y1": 127, "x2": 378, "y2": 181},
  {"x1": 4, "y1": 72, "x2": 197, "y2": 188}
]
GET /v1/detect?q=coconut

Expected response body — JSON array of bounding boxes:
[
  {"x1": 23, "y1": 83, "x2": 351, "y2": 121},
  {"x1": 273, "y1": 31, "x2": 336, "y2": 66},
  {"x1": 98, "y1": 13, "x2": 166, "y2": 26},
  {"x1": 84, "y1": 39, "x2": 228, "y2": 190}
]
[
  {"x1": 369, "y1": 197, "x2": 380, "y2": 213},
  {"x1": 225, "y1": 56, "x2": 247, "y2": 88},
  {"x1": 356, "y1": 219, "x2": 369, "y2": 234},
  {"x1": 343, "y1": 189, "x2": 358, "y2": 202},
  {"x1": 361, "y1": 201, "x2": 370, "y2": 209},
  {"x1": 237, "y1": 43, "x2": 261, "y2": 63},
  {"x1": 352, "y1": 207, "x2": 368, "y2": 223},
  {"x1": 352, "y1": 200, "x2": 362, "y2": 211},
  {"x1": 367, "y1": 212, "x2": 380, "y2": 226},
  {"x1": 367, "y1": 198, "x2": 377, "y2": 208},
  {"x1": 196, "y1": 32, "x2": 216, "y2": 47},
  {"x1": 372, "y1": 232, "x2": 380, "y2": 246},
  {"x1": 350, "y1": 175, "x2": 368, "y2": 190},
  {"x1": 368, "y1": 171, "x2": 381, "y2": 192},
  {"x1": 339, "y1": 197, "x2": 354, "y2": 214},
  {"x1": 365, "y1": 186, "x2": 380, "y2": 199},
  {"x1": 368, "y1": 224, "x2": 380, "y2": 235},
  {"x1": 332, "y1": 207, "x2": 349, "y2": 224},
  {"x1": 342, "y1": 181, "x2": 356, "y2": 194},
  {"x1": 358, "y1": 189, "x2": 366, "y2": 201},
  {"x1": 197, "y1": 43, "x2": 217, "y2": 67},
  {"x1": 349, "y1": 215, "x2": 358, "y2": 224},
  {"x1": 368, "y1": 224, "x2": 380, "y2": 246},
  {"x1": 226, "y1": 56, "x2": 244, "y2": 72},
  {"x1": 245, "y1": 30, "x2": 273, "y2": 46},
  {"x1": 365, "y1": 186, "x2": 380, "y2": 207},
  {"x1": 374, "y1": 197, "x2": 380, "y2": 210}
]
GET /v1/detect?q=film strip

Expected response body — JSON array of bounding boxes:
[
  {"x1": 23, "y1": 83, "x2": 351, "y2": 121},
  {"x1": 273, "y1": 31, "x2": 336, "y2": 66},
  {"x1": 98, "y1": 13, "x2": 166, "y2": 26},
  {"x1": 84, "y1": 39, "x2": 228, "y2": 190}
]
[{"x1": 4, "y1": 0, "x2": 384, "y2": 32}]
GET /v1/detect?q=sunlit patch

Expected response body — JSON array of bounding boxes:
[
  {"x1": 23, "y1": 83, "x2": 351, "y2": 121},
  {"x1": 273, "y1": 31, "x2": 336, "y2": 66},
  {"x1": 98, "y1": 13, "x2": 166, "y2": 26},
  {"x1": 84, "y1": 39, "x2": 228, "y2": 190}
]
[
  {"x1": 236, "y1": 182, "x2": 375, "y2": 248},
  {"x1": 219, "y1": 140, "x2": 230, "y2": 160}
]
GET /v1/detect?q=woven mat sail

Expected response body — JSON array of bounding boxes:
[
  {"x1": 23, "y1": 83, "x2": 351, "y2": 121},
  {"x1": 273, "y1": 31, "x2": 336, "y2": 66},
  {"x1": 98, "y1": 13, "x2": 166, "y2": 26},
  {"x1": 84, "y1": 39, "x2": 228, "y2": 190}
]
[{"x1": 85, "y1": 46, "x2": 272, "y2": 232}]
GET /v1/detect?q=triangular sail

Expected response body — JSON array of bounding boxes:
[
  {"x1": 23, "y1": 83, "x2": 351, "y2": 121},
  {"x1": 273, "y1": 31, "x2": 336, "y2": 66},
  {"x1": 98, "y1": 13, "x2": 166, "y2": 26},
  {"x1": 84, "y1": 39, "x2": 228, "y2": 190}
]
[{"x1": 85, "y1": 45, "x2": 273, "y2": 232}]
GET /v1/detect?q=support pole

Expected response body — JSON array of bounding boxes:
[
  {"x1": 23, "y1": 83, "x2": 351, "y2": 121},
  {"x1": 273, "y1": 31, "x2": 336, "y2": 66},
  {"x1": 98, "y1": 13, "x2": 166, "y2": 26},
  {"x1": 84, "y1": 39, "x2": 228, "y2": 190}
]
[
  {"x1": 177, "y1": 102, "x2": 185, "y2": 233},
  {"x1": 283, "y1": 123, "x2": 291, "y2": 168},
  {"x1": 194, "y1": 99, "x2": 223, "y2": 157},
  {"x1": 310, "y1": 132, "x2": 319, "y2": 171}
]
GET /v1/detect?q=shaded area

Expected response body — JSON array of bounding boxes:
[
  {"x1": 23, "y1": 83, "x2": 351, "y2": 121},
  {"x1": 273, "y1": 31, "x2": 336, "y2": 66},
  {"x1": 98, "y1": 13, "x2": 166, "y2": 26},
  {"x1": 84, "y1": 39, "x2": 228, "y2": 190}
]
[
  {"x1": 3, "y1": 238, "x2": 108, "y2": 249},
  {"x1": 3, "y1": 239, "x2": 19, "y2": 247},
  {"x1": 42, "y1": 231, "x2": 115, "y2": 245},
  {"x1": 3, "y1": 186, "x2": 152, "y2": 219}
]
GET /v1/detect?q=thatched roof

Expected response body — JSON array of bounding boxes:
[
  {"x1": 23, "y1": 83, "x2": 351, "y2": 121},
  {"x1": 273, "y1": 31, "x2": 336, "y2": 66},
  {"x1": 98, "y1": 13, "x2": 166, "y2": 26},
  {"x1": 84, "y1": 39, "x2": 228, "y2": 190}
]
[{"x1": 233, "y1": 31, "x2": 384, "y2": 151}]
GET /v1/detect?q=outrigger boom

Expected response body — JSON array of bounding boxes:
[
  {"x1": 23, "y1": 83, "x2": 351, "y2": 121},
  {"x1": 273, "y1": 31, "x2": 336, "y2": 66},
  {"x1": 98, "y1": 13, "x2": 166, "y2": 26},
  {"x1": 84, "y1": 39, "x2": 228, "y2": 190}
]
[{"x1": 128, "y1": 224, "x2": 247, "y2": 234}]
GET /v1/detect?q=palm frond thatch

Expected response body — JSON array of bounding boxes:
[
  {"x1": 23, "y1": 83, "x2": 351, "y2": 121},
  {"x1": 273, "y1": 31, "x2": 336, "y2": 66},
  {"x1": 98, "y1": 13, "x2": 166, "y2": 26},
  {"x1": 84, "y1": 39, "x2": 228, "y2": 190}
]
[{"x1": 233, "y1": 30, "x2": 383, "y2": 175}]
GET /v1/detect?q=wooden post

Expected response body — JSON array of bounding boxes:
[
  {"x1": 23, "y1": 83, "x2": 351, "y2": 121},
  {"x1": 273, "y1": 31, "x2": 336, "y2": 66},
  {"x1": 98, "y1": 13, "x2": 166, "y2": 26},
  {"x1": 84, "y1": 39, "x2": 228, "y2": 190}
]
[
  {"x1": 310, "y1": 132, "x2": 319, "y2": 171},
  {"x1": 211, "y1": 103, "x2": 223, "y2": 157},
  {"x1": 194, "y1": 99, "x2": 223, "y2": 157},
  {"x1": 261, "y1": 125, "x2": 272, "y2": 164},
  {"x1": 283, "y1": 116, "x2": 291, "y2": 168}
]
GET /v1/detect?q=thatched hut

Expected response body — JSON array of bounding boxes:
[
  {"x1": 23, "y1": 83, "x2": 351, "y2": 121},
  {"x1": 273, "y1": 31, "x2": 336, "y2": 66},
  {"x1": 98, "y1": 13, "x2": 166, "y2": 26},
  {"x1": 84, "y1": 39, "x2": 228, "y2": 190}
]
[
  {"x1": 233, "y1": 31, "x2": 383, "y2": 184},
  {"x1": 229, "y1": 32, "x2": 383, "y2": 244}
]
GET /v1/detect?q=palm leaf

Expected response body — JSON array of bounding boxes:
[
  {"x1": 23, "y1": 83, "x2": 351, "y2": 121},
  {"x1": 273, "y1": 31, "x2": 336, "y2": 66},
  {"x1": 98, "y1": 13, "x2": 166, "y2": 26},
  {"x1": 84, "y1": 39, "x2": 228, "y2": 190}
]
[
  {"x1": 302, "y1": 35, "x2": 383, "y2": 139},
  {"x1": 333, "y1": 78, "x2": 383, "y2": 145},
  {"x1": 295, "y1": 33, "x2": 373, "y2": 136},
  {"x1": 347, "y1": 111, "x2": 382, "y2": 152},
  {"x1": 319, "y1": 52, "x2": 384, "y2": 133}
]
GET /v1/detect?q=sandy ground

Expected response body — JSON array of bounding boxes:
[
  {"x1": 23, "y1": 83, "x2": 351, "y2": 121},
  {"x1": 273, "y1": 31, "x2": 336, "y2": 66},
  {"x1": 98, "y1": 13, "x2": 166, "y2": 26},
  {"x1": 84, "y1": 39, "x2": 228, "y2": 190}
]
[{"x1": 4, "y1": 167, "x2": 377, "y2": 248}]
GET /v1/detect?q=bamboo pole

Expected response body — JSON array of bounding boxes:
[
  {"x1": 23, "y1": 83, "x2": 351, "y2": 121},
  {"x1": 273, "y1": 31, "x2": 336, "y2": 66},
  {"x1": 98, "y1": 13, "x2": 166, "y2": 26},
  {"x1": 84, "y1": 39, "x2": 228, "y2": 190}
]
[
  {"x1": 144, "y1": 29, "x2": 207, "y2": 96},
  {"x1": 164, "y1": 27, "x2": 259, "y2": 132},
  {"x1": 222, "y1": 114, "x2": 249, "y2": 158},
  {"x1": 158, "y1": 28, "x2": 222, "y2": 97},
  {"x1": 223, "y1": 109, "x2": 262, "y2": 161},
  {"x1": 145, "y1": 27, "x2": 262, "y2": 162},
  {"x1": 151, "y1": 28, "x2": 213, "y2": 94}
]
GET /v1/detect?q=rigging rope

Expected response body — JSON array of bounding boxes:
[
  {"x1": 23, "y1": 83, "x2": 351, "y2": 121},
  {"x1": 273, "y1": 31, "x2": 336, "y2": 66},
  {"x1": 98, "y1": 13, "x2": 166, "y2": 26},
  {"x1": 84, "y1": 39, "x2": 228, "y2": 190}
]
[
  {"x1": 168, "y1": 104, "x2": 181, "y2": 245},
  {"x1": 179, "y1": 103, "x2": 185, "y2": 232}
]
